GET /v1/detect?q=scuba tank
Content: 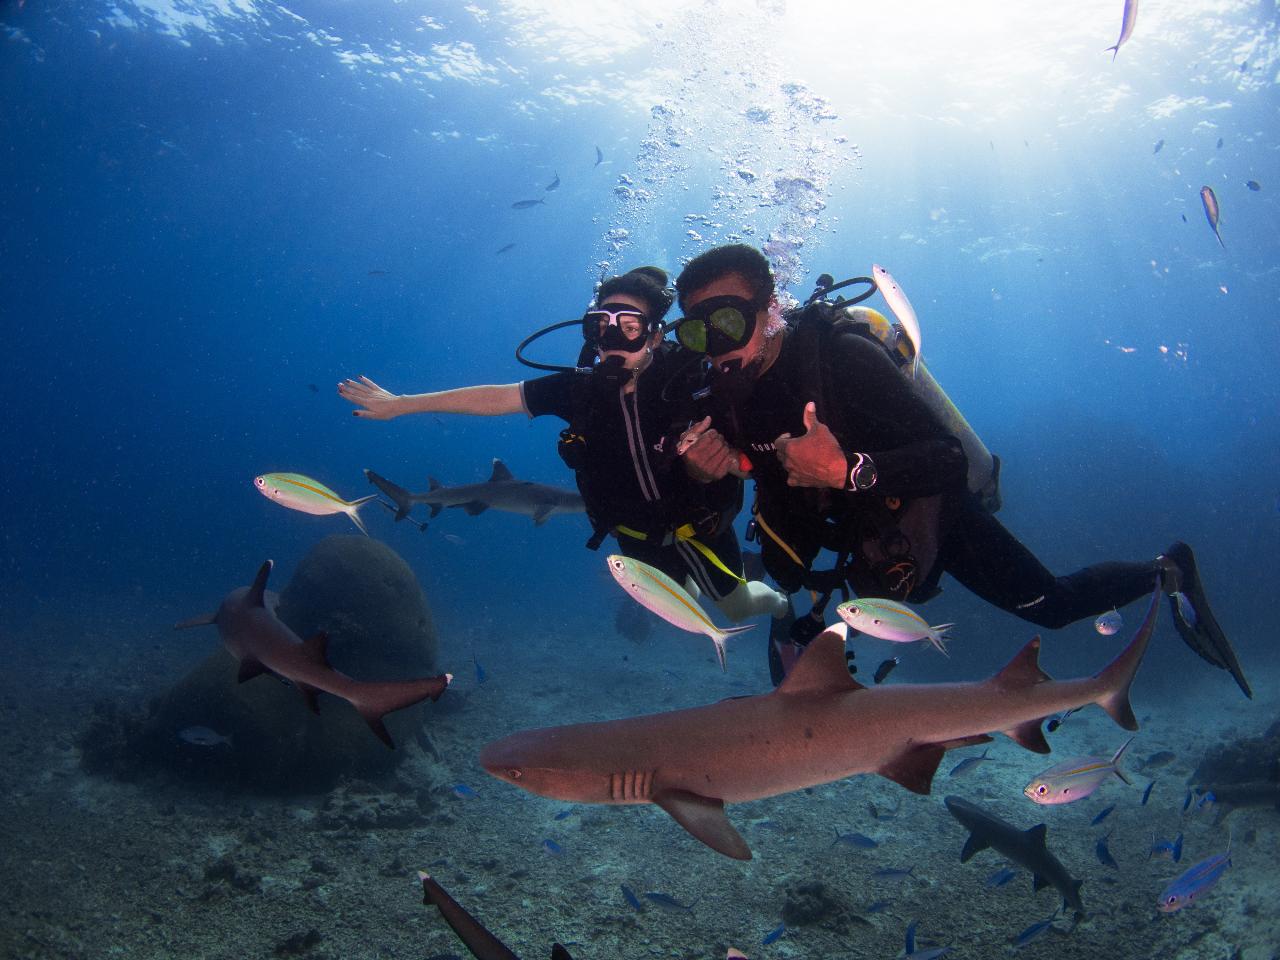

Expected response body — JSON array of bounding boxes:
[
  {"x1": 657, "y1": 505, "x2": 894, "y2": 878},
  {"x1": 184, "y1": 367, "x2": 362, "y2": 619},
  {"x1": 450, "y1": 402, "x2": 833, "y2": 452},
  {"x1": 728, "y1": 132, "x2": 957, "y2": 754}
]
[{"x1": 807, "y1": 274, "x2": 1002, "y2": 513}]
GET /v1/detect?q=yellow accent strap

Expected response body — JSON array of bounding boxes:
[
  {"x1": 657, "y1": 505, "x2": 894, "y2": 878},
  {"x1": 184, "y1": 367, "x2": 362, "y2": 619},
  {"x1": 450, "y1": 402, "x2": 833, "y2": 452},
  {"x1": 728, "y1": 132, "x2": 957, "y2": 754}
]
[
  {"x1": 612, "y1": 523, "x2": 745, "y2": 584},
  {"x1": 752, "y1": 507, "x2": 805, "y2": 570}
]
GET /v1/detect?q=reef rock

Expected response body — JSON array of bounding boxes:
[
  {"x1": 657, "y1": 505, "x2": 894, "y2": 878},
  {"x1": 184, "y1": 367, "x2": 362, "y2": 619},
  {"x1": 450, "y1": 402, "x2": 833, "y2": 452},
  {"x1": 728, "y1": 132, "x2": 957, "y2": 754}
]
[{"x1": 82, "y1": 535, "x2": 441, "y2": 791}]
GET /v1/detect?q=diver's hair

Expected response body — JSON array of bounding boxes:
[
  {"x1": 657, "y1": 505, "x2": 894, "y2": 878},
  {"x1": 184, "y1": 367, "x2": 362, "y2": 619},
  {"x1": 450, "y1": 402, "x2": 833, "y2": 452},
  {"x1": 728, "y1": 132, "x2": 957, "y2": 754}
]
[
  {"x1": 596, "y1": 266, "x2": 674, "y2": 327},
  {"x1": 675, "y1": 244, "x2": 774, "y2": 309}
]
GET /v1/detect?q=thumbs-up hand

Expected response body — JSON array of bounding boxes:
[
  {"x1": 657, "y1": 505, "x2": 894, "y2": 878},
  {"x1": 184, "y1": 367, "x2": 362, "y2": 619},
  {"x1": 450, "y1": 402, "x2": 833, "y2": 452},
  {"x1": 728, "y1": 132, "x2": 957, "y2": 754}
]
[{"x1": 774, "y1": 402, "x2": 847, "y2": 488}]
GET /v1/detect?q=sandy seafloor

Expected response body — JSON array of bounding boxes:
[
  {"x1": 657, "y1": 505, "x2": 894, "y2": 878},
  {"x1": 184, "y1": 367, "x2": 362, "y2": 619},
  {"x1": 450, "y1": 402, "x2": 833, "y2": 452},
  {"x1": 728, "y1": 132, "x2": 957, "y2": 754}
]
[{"x1": 1, "y1": 583, "x2": 1276, "y2": 960}]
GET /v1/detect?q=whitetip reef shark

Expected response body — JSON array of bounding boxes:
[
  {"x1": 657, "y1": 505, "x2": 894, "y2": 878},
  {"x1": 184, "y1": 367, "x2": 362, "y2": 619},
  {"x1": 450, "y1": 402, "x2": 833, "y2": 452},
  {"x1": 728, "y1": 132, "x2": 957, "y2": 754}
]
[
  {"x1": 365, "y1": 459, "x2": 584, "y2": 526},
  {"x1": 480, "y1": 586, "x2": 1162, "y2": 859},
  {"x1": 176, "y1": 560, "x2": 451, "y2": 748}
]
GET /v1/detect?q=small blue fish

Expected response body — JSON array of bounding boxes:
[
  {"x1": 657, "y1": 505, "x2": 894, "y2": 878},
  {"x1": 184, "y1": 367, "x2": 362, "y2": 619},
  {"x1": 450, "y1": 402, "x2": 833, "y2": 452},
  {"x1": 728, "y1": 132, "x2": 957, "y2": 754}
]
[
  {"x1": 865, "y1": 899, "x2": 892, "y2": 913},
  {"x1": 542, "y1": 838, "x2": 562, "y2": 856},
  {"x1": 1196, "y1": 791, "x2": 1217, "y2": 816},
  {"x1": 1153, "y1": 139, "x2": 1165, "y2": 154},
  {"x1": 1141, "y1": 781, "x2": 1155, "y2": 805},
  {"x1": 451, "y1": 783, "x2": 477, "y2": 799},
  {"x1": 873, "y1": 866, "x2": 915, "y2": 881},
  {"x1": 1096, "y1": 831, "x2": 1119, "y2": 869},
  {"x1": 553, "y1": 808, "x2": 574, "y2": 821},
  {"x1": 1158, "y1": 846, "x2": 1232, "y2": 912},
  {"x1": 948, "y1": 748, "x2": 992, "y2": 778},
  {"x1": 1182, "y1": 789, "x2": 1194, "y2": 812},
  {"x1": 832, "y1": 828, "x2": 878, "y2": 849},
  {"x1": 1149, "y1": 832, "x2": 1184, "y2": 863},
  {"x1": 1094, "y1": 608, "x2": 1123, "y2": 636},
  {"x1": 178, "y1": 725, "x2": 233, "y2": 748},
  {"x1": 473, "y1": 654, "x2": 487, "y2": 685},
  {"x1": 761, "y1": 923, "x2": 786, "y2": 945},
  {"x1": 1172, "y1": 591, "x2": 1197, "y2": 629},
  {"x1": 643, "y1": 891, "x2": 695, "y2": 912},
  {"x1": 620, "y1": 884, "x2": 643, "y2": 911},
  {"x1": 1011, "y1": 915, "x2": 1057, "y2": 948},
  {"x1": 986, "y1": 866, "x2": 1019, "y2": 888},
  {"x1": 904, "y1": 920, "x2": 952, "y2": 959},
  {"x1": 512, "y1": 198, "x2": 546, "y2": 209},
  {"x1": 1091, "y1": 804, "x2": 1116, "y2": 826}
]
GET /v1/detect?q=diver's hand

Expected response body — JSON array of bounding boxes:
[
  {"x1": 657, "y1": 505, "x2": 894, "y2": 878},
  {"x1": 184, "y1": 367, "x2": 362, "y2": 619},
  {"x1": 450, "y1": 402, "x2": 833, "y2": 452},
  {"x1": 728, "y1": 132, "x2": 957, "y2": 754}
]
[
  {"x1": 680, "y1": 416, "x2": 750, "y2": 481},
  {"x1": 338, "y1": 376, "x2": 406, "y2": 420},
  {"x1": 775, "y1": 402, "x2": 846, "y2": 488}
]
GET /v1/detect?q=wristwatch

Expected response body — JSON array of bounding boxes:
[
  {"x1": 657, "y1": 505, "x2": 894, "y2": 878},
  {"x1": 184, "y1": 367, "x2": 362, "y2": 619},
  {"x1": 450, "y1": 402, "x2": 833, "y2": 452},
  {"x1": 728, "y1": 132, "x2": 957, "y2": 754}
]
[{"x1": 845, "y1": 452, "x2": 878, "y2": 492}]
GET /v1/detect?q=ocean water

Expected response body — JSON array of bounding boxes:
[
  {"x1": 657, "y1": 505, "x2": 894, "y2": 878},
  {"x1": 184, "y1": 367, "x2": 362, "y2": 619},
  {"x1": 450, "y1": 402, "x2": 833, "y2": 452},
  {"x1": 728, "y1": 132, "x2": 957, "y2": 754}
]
[{"x1": 2, "y1": 2, "x2": 1278, "y2": 958}]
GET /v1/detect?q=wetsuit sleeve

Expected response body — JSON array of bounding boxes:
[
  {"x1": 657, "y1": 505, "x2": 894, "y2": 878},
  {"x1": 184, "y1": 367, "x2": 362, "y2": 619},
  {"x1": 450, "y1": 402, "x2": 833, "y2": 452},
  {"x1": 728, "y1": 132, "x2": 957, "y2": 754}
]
[
  {"x1": 824, "y1": 329, "x2": 968, "y2": 497},
  {"x1": 520, "y1": 372, "x2": 576, "y2": 422}
]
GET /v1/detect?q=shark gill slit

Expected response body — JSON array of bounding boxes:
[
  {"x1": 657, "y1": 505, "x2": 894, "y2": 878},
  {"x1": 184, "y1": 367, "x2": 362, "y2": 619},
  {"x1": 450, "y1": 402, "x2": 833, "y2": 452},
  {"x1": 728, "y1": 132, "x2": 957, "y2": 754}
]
[{"x1": 610, "y1": 769, "x2": 654, "y2": 801}]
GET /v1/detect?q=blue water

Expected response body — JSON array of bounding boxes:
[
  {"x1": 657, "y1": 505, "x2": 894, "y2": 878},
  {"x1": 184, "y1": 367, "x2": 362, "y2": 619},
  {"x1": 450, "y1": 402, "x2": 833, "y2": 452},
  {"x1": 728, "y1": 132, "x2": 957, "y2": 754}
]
[{"x1": 2, "y1": 1, "x2": 1278, "y2": 956}]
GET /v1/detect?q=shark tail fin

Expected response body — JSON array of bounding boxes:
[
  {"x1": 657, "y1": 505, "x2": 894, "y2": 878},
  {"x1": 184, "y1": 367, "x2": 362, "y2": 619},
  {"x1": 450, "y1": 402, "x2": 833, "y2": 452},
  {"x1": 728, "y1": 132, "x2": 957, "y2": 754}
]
[
  {"x1": 248, "y1": 560, "x2": 273, "y2": 607},
  {"x1": 1094, "y1": 585, "x2": 1162, "y2": 731},
  {"x1": 174, "y1": 612, "x2": 217, "y2": 630},
  {"x1": 349, "y1": 674, "x2": 452, "y2": 749},
  {"x1": 365, "y1": 469, "x2": 415, "y2": 521}
]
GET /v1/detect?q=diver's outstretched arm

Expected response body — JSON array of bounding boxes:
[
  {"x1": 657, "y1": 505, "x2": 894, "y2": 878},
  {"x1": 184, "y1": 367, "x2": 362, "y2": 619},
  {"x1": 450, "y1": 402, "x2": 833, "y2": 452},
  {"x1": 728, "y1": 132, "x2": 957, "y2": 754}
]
[{"x1": 338, "y1": 376, "x2": 523, "y2": 420}]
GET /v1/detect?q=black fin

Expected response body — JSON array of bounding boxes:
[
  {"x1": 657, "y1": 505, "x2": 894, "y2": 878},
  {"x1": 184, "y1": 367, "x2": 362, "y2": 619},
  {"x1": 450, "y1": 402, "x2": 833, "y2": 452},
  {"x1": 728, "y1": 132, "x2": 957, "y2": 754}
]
[{"x1": 248, "y1": 560, "x2": 273, "y2": 607}]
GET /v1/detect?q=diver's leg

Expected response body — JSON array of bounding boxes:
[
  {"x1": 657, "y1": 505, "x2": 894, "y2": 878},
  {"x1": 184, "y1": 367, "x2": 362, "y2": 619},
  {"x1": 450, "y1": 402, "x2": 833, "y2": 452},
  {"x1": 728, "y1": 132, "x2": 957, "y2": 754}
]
[
  {"x1": 681, "y1": 525, "x2": 786, "y2": 621},
  {"x1": 939, "y1": 493, "x2": 1158, "y2": 630}
]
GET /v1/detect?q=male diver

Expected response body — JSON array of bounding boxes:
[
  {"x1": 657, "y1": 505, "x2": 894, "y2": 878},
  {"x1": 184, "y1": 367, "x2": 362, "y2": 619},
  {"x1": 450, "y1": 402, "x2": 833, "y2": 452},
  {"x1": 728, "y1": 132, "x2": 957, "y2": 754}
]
[
  {"x1": 671, "y1": 244, "x2": 1250, "y2": 696},
  {"x1": 339, "y1": 265, "x2": 788, "y2": 625}
]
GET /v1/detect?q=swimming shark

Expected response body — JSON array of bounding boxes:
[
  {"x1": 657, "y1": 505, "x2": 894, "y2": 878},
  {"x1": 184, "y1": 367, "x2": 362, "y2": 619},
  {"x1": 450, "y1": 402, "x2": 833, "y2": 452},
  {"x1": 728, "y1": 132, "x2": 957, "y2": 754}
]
[
  {"x1": 480, "y1": 586, "x2": 1161, "y2": 860},
  {"x1": 365, "y1": 459, "x2": 584, "y2": 526},
  {"x1": 176, "y1": 560, "x2": 451, "y2": 748},
  {"x1": 944, "y1": 795, "x2": 1086, "y2": 918}
]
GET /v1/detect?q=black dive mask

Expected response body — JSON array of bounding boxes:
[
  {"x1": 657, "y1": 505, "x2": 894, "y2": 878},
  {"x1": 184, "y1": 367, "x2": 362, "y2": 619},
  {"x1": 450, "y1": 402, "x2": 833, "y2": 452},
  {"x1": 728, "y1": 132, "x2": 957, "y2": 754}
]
[{"x1": 674, "y1": 294, "x2": 764, "y2": 355}]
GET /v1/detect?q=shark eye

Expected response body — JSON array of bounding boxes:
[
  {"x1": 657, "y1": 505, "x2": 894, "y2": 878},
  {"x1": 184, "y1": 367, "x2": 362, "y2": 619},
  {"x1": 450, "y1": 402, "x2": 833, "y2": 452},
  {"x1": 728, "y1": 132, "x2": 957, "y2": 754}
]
[{"x1": 508, "y1": 768, "x2": 522, "y2": 781}]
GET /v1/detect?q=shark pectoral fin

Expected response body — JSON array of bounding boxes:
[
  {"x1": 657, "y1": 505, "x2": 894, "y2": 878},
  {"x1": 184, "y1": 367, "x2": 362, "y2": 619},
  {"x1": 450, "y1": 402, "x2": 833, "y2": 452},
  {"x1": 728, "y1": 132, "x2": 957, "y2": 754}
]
[
  {"x1": 488, "y1": 459, "x2": 515, "y2": 483},
  {"x1": 174, "y1": 612, "x2": 216, "y2": 630},
  {"x1": 878, "y1": 745, "x2": 945, "y2": 795},
  {"x1": 457, "y1": 501, "x2": 490, "y2": 516},
  {"x1": 1025, "y1": 823, "x2": 1049, "y2": 847},
  {"x1": 1001, "y1": 719, "x2": 1051, "y2": 754},
  {"x1": 248, "y1": 560, "x2": 273, "y2": 607},
  {"x1": 776, "y1": 626, "x2": 862, "y2": 696},
  {"x1": 959, "y1": 833, "x2": 990, "y2": 863},
  {"x1": 991, "y1": 636, "x2": 1052, "y2": 690},
  {"x1": 653, "y1": 789, "x2": 752, "y2": 860},
  {"x1": 1032, "y1": 873, "x2": 1050, "y2": 892},
  {"x1": 236, "y1": 658, "x2": 270, "y2": 683},
  {"x1": 532, "y1": 503, "x2": 554, "y2": 525},
  {"x1": 297, "y1": 683, "x2": 321, "y2": 714}
]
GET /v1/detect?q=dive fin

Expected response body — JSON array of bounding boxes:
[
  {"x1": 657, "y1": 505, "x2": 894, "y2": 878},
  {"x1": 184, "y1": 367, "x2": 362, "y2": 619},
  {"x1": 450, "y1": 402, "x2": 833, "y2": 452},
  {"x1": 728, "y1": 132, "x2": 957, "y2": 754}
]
[
  {"x1": 248, "y1": 560, "x2": 273, "y2": 608},
  {"x1": 653, "y1": 788, "x2": 751, "y2": 860}
]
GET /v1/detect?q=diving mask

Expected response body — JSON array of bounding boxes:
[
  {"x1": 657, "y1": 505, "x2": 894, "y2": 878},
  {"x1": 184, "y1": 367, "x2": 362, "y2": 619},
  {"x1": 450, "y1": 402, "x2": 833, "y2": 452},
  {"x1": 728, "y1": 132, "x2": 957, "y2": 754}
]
[
  {"x1": 583, "y1": 302, "x2": 650, "y2": 354},
  {"x1": 674, "y1": 294, "x2": 765, "y2": 356}
]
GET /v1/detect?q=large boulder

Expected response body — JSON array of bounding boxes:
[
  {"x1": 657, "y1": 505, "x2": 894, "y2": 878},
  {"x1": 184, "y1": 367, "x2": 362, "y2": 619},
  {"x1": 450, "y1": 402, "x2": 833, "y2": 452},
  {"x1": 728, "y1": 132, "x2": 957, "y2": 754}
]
[{"x1": 83, "y1": 536, "x2": 441, "y2": 792}]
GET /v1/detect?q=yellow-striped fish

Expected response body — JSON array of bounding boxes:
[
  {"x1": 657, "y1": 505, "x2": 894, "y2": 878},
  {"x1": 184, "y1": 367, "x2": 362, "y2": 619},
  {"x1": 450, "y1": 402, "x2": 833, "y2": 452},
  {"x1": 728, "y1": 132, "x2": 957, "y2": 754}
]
[
  {"x1": 1024, "y1": 737, "x2": 1134, "y2": 805},
  {"x1": 254, "y1": 472, "x2": 378, "y2": 535},
  {"x1": 607, "y1": 555, "x2": 754, "y2": 672},
  {"x1": 835, "y1": 597, "x2": 953, "y2": 655}
]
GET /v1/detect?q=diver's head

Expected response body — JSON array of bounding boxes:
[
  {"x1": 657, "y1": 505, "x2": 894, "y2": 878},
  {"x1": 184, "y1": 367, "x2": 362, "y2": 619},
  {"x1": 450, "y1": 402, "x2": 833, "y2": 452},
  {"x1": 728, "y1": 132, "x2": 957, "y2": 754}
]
[
  {"x1": 583, "y1": 266, "x2": 673, "y2": 377},
  {"x1": 674, "y1": 245, "x2": 783, "y2": 401}
]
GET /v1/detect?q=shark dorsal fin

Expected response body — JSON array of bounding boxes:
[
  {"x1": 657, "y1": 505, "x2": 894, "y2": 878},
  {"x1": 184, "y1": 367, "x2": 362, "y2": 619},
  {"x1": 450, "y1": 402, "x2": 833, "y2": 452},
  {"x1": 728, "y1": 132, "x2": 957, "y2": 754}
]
[
  {"x1": 248, "y1": 560, "x2": 273, "y2": 607},
  {"x1": 428, "y1": 477, "x2": 441, "y2": 491},
  {"x1": 489, "y1": 458, "x2": 515, "y2": 482},
  {"x1": 991, "y1": 636, "x2": 1051, "y2": 690},
  {"x1": 776, "y1": 626, "x2": 863, "y2": 696},
  {"x1": 1026, "y1": 823, "x2": 1049, "y2": 847}
]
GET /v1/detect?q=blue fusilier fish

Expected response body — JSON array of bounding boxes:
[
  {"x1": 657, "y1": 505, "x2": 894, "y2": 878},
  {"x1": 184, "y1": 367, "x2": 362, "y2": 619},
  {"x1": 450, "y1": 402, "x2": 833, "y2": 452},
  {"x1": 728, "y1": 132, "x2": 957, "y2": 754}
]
[
  {"x1": 473, "y1": 654, "x2": 487, "y2": 685},
  {"x1": 1105, "y1": 0, "x2": 1139, "y2": 61},
  {"x1": 542, "y1": 838, "x2": 562, "y2": 856},
  {"x1": 1095, "y1": 831, "x2": 1118, "y2": 869},
  {"x1": 986, "y1": 866, "x2": 1019, "y2": 888},
  {"x1": 761, "y1": 923, "x2": 786, "y2": 945},
  {"x1": 1094, "y1": 608, "x2": 1122, "y2": 636},
  {"x1": 545, "y1": 172, "x2": 559, "y2": 191},
  {"x1": 1141, "y1": 781, "x2": 1155, "y2": 805},
  {"x1": 904, "y1": 920, "x2": 952, "y2": 959},
  {"x1": 1200, "y1": 186, "x2": 1225, "y2": 248},
  {"x1": 1011, "y1": 908, "x2": 1062, "y2": 949},
  {"x1": 1153, "y1": 139, "x2": 1164, "y2": 154},
  {"x1": 949, "y1": 747, "x2": 993, "y2": 778},
  {"x1": 643, "y1": 891, "x2": 696, "y2": 912},
  {"x1": 1090, "y1": 804, "x2": 1116, "y2": 826},
  {"x1": 1158, "y1": 840, "x2": 1232, "y2": 912},
  {"x1": 553, "y1": 808, "x2": 574, "y2": 821},
  {"x1": 1148, "y1": 832, "x2": 1183, "y2": 863},
  {"x1": 832, "y1": 828, "x2": 879, "y2": 849},
  {"x1": 511, "y1": 198, "x2": 545, "y2": 209},
  {"x1": 873, "y1": 866, "x2": 915, "y2": 881},
  {"x1": 619, "y1": 884, "x2": 643, "y2": 911}
]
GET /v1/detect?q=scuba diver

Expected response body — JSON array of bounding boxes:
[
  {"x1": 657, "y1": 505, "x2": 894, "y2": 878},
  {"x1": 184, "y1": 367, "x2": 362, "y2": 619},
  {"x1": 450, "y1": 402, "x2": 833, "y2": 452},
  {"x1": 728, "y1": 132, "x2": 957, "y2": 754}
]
[
  {"x1": 338, "y1": 265, "x2": 788, "y2": 625},
  {"x1": 670, "y1": 243, "x2": 1250, "y2": 697}
]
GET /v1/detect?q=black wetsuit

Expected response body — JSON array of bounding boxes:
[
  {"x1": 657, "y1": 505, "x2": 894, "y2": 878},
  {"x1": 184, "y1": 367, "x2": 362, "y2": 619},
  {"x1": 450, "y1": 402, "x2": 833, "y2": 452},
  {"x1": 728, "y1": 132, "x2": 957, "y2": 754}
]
[
  {"x1": 522, "y1": 346, "x2": 746, "y2": 601},
  {"x1": 715, "y1": 305, "x2": 1159, "y2": 628}
]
